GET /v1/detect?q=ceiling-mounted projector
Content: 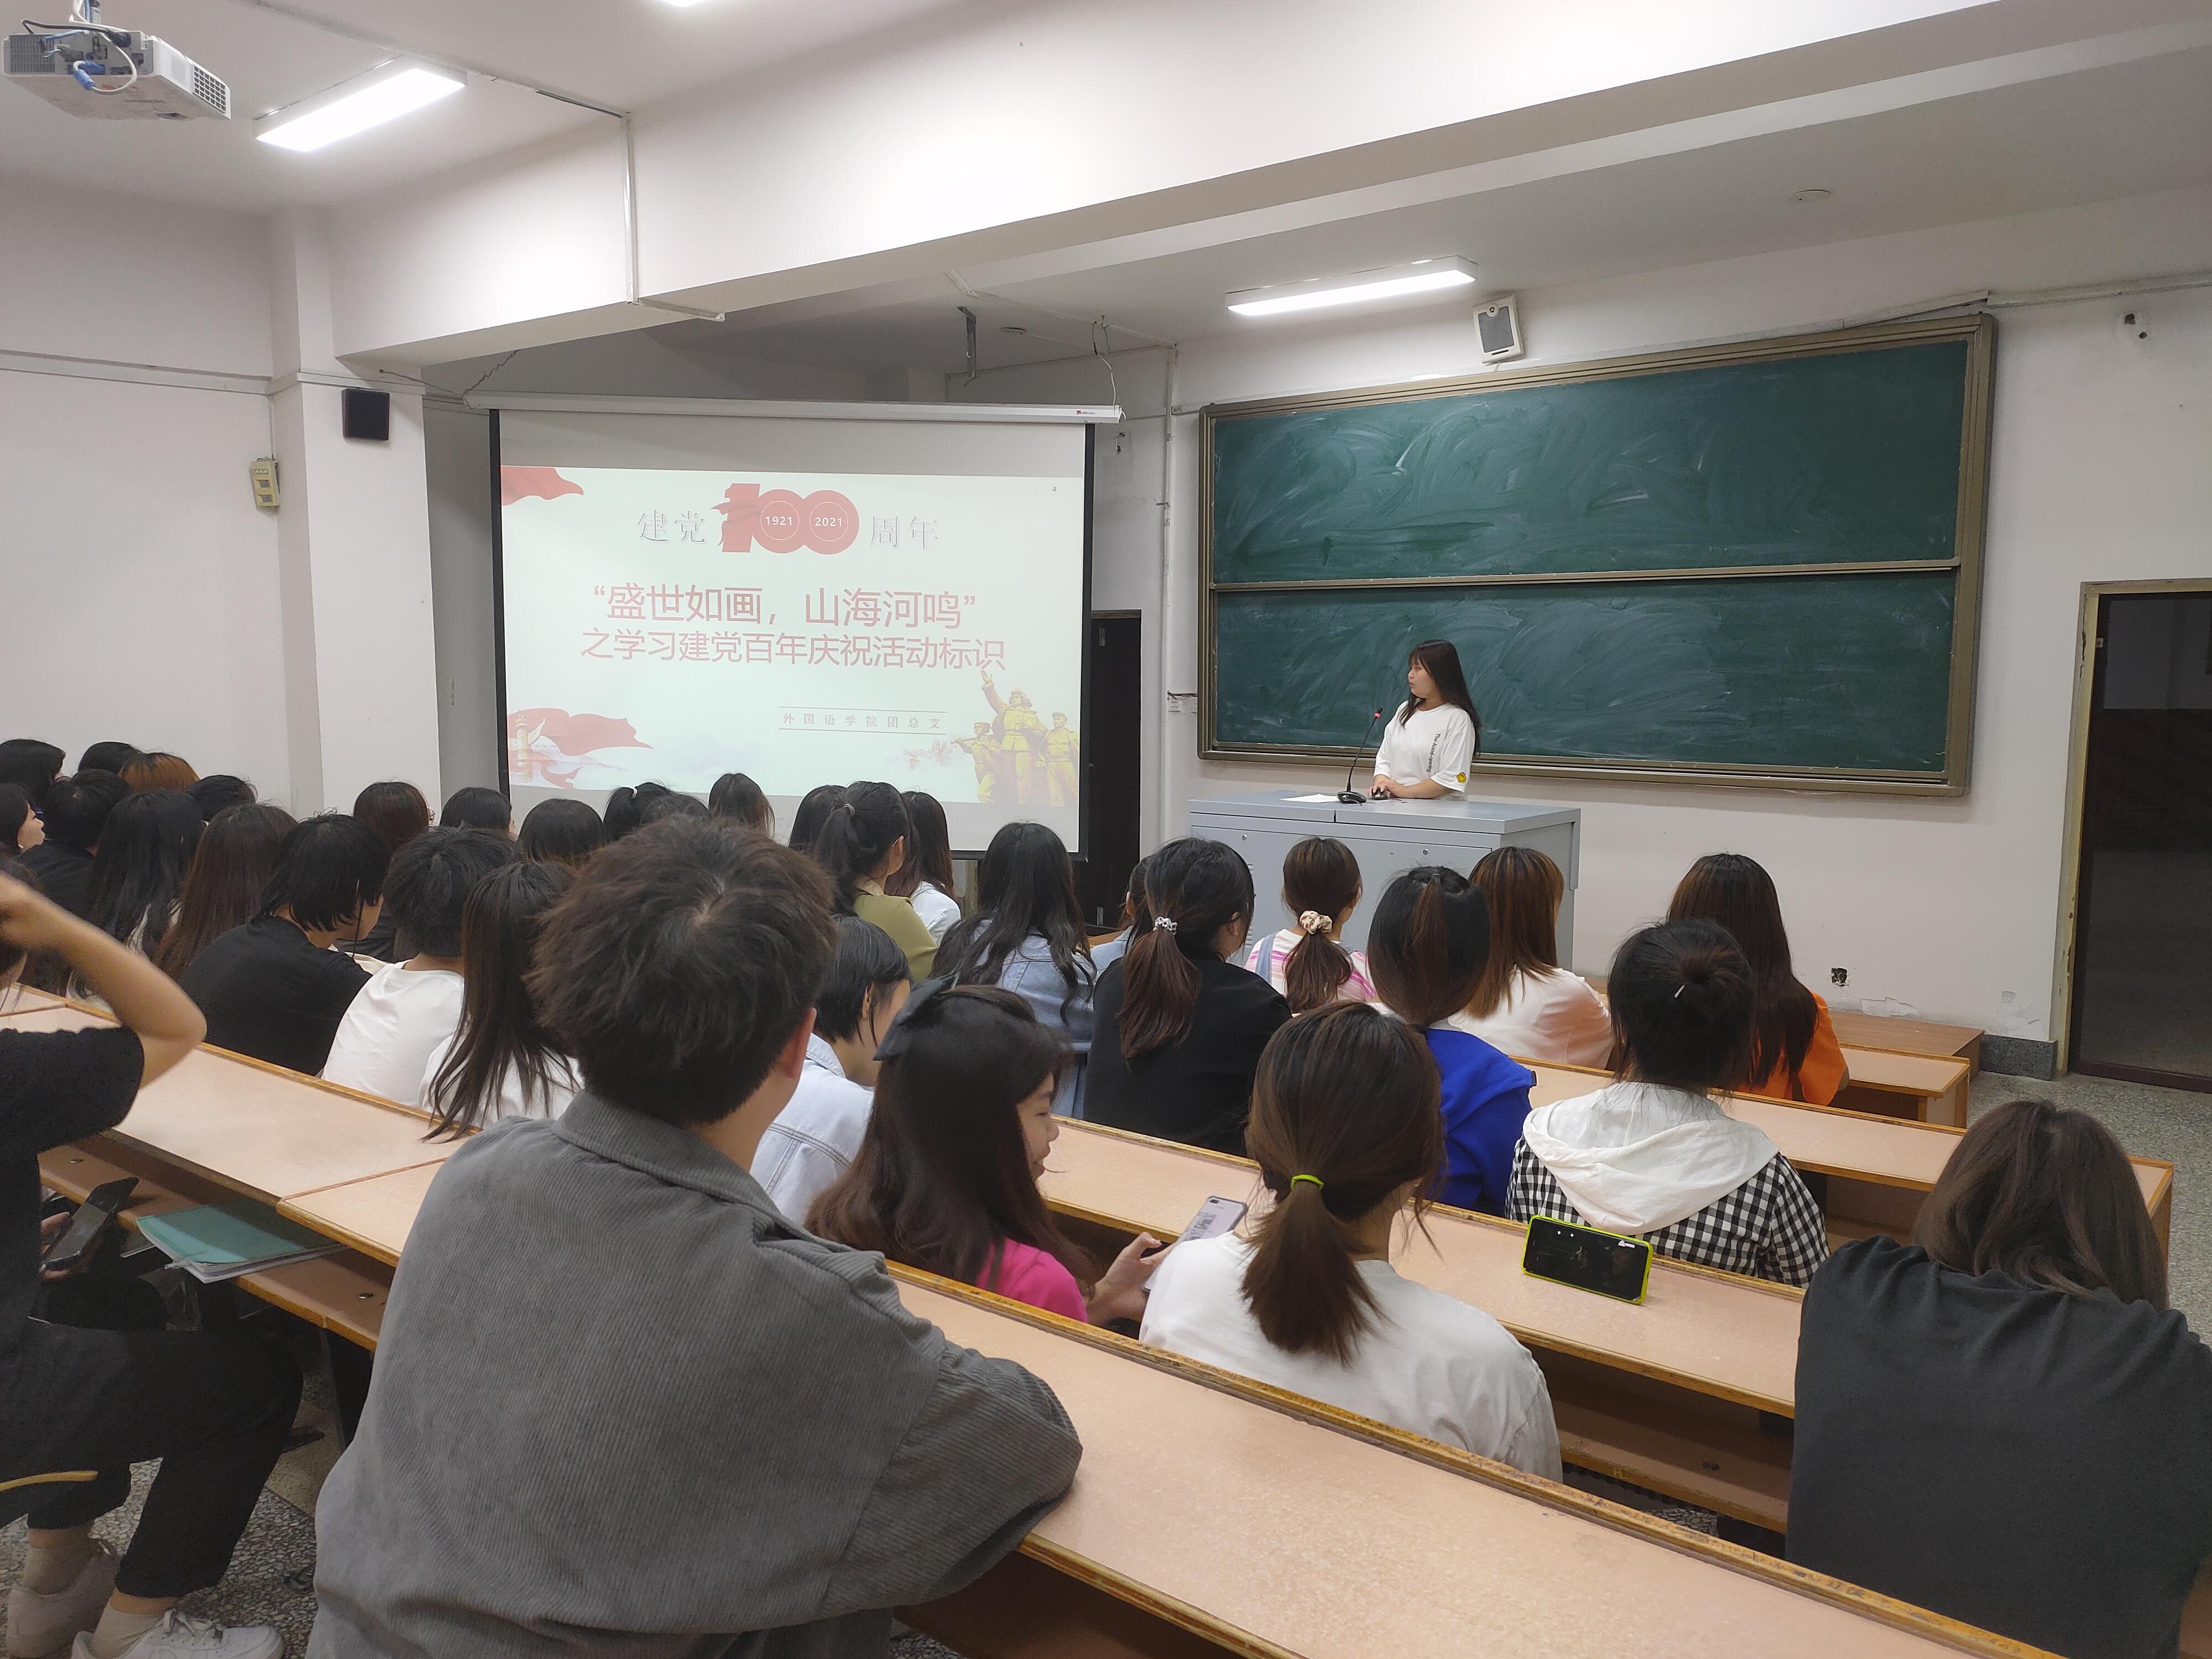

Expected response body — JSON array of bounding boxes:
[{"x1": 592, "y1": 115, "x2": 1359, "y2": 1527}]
[{"x1": 4, "y1": 2, "x2": 229, "y2": 121}]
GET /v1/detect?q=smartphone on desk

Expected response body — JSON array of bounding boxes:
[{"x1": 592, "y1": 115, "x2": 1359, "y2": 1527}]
[
  {"x1": 1521, "y1": 1214, "x2": 1653, "y2": 1305},
  {"x1": 41, "y1": 1177, "x2": 138, "y2": 1275},
  {"x1": 1179, "y1": 1195, "x2": 1248, "y2": 1243}
]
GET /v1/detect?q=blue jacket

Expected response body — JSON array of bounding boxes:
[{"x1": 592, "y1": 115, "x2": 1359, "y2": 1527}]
[{"x1": 1425, "y1": 1025, "x2": 1536, "y2": 1216}]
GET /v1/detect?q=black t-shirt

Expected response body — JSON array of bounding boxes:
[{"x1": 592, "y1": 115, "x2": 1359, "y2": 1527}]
[
  {"x1": 14, "y1": 842, "x2": 95, "y2": 920},
  {"x1": 1790, "y1": 1237, "x2": 2212, "y2": 1659},
  {"x1": 2, "y1": 1025, "x2": 144, "y2": 1343},
  {"x1": 178, "y1": 916, "x2": 370, "y2": 1076},
  {"x1": 1084, "y1": 954, "x2": 1291, "y2": 1155}
]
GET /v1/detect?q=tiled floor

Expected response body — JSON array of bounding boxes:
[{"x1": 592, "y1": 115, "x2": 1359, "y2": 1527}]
[{"x1": 12, "y1": 1065, "x2": 2206, "y2": 1654}]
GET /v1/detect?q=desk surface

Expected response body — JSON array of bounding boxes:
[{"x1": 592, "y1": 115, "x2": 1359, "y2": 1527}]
[
  {"x1": 281, "y1": 1161, "x2": 443, "y2": 1265},
  {"x1": 3, "y1": 1003, "x2": 450, "y2": 1201}
]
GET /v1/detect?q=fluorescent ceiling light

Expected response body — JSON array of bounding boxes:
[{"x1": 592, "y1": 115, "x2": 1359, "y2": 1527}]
[
  {"x1": 256, "y1": 62, "x2": 465, "y2": 153},
  {"x1": 1227, "y1": 258, "x2": 1479, "y2": 319}
]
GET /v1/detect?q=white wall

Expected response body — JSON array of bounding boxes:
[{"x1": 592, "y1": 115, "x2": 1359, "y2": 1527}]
[
  {"x1": 968, "y1": 183, "x2": 2212, "y2": 1047},
  {"x1": 0, "y1": 175, "x2": 291, "y2": 798}
]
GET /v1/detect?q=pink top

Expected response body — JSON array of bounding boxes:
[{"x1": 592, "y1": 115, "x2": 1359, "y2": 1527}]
[
  {"x1": 1244, "y1": 929, "x2": 1377, "y2": 1007},
  {"x1": 980, "y1": 1239, "x2": 1088, "y2": 1323}
]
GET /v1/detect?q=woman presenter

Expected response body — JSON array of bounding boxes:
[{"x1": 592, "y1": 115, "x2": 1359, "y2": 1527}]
[{"x1": 1371, "y1": 639, "x2": 1483, "y2": 800}]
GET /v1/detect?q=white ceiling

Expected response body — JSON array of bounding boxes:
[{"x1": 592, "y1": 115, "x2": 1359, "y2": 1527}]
[
  {"x1": 637, "y1": 41, "x2": 2212, "y2": 378},
  {"x1": 0, "y1": 0, "x2": 989, "y2": 211}
]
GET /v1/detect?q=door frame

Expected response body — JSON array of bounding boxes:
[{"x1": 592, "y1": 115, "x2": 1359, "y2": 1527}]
[{"x1": 2052, "y1": 577, "x2": 2212, "y2": 1076}]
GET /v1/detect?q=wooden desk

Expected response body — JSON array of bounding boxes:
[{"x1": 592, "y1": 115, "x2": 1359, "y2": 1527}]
[
  {"x1": 3, "y1": 1003, "x2": 452, "y2": 1202},
  {"x1": 1833, "y1": 1048, "x2": 1973, "y2": 1128},
  {"x1": 1830, "y1": 1010, "x2": 1982, "y2": 1074}
]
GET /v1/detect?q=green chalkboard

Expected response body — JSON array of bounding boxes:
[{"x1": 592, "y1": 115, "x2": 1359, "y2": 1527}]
[{"x1": 1201, "y1": 317, "x2": 1995, "y2": 792}]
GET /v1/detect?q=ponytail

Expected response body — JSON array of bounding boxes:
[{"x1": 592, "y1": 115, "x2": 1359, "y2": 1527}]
[
  {"x1": 1241, "y1": 1004, "x2": 1442, "y2": 1361},
  {"x1": 1277, "y1": 837, "x2": 1361, "y2": 1015},
  {"x1": 812, "y1": 781, "x2": 910, "y2": 912},
  {"x1": 1366, "y1": 866, "x2": 1489, "y2": 1028},
  {"x1": 1117, "y1": 838, "x2": 1254, "y2": 1061}
]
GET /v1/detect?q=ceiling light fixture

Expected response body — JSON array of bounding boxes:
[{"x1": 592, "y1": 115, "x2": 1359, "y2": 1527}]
[
  {"x1": 659, "y1": 0, "x2": 719, "y2": 7},
  {"x1": 1227, "y1": 257, "x2": 1478, "y2": 319},
  {"x1": 255, "y1": 61, "x2": 465, "y2": 153}
]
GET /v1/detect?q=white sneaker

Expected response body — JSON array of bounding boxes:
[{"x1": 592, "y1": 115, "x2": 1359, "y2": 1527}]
[
  {"x1": 69, "y1": 1612, "x2": 281, "y2": 1659},
  {"x1": 7, "y1": 1541, "x2": 118, "y2": 1657}
]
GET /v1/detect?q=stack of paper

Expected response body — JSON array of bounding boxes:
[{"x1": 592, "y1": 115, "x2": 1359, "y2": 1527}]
[{"x1": 137, "y1": 1201, "x2": 344, "y2": 1284}]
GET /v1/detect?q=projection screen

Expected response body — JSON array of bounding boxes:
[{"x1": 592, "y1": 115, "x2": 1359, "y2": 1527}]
[{"x1": 491, "y1": 400, "x2": 1098, "y2": 853}]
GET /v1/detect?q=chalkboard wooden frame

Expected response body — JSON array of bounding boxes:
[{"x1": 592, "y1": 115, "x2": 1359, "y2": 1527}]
[{"x1": 1198, "y1": 314, "x2": 1997, "y2": 794}]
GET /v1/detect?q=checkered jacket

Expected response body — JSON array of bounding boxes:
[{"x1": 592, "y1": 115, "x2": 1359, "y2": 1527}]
[{"x1": 1506, "y1": 1141, "x2": 1830, "y2": 1287}]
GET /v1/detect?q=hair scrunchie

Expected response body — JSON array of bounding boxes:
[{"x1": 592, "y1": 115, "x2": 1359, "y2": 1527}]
[
  {"x1": 1297, "y1": 910, "x2": 1331, "y2": 936},
  {"x1": 1152, "y1": 916, "x2": 1178, "y2": 934}
]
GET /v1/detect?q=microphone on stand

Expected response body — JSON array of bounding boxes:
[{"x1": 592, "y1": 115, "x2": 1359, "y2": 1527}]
[{"x1": 1338, "y1": 706, "x2": 1386, "y2": 804}]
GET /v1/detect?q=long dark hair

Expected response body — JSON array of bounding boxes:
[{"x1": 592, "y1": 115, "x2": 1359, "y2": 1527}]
[
  {"x1": 708, "y1": 773, "x2": 772, "y2": 833},
  {"x1": 1667, "y1": 853, "x2": 1817, "y2": 1096},
  {"x1": 1277, "y1": 837, "x2": 1362, "y2": 1014},
  {"x1": 1365, "y1": 866, "x2": 1488, "y2": 1028},
  {"x1": 788, "y1": 784, "x2": 848, "y2": 857},
  {"x1": 154, "y1": 803, "x2": 296, "y2": 978},
  {"x1": 352, "y1": 781, "x2": 430, "y2": 855},
  {"x1": 517, "y1": 797, "x2": 604, "y2": 868},
  {"x1": 0, "y1": 785, "x2": 34, "y2": 854},
  {"x1": 1917, "y1": 1099, "x2": 2165, "y2": 1309},
  {"x1": 886, "y1": 791, "x2": 955, "y2": 898},
  {"x1": 940, "y1": 823, "x2": 1091, "y2": 1016},
  {"x1": 426, "y1": 862, "x2": 575, "y2": 1138},
  {"x1": 85, "y1": 789, "x2": 204, "y2": 952},
  {"x1": 809, "y1": 984, "x2": 1086, "y2": 1290},
  {"x1": 1608, "y1": 919, "x2": 1755, "y2": 1094},
  {"x1": 1465, "y1": 846, "x2": 1566, "y2": 1020},
  {"x1": 1243, "y1": 1004, "x2": 1442, "y2": 1362},
  {"x1": 1397, "y1": 638, "x2": 1483, "y2": 755},
  {"x1": 1118, "y1": 838, "x2": 1255, "y2": 1062},
  {"x1": 813, "y1": 781, "x2": 910, "y2": 912}
]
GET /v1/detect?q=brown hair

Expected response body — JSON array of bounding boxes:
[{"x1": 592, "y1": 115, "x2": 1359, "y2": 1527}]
[
  {"x1": 1667, "y1": 853, "x2": 1817, "y2": 1096},
  {"x1": 352, "y1": 780, "x2": 431, "y2": 857},
  {"x1": 1365, "y1": 866, "x2": 1488, "y2": 1029},
  {"x1": 1916, "y1": 1099, "x2": 2166, "y2": 1309},
  {"x1": 154, "y1": 802, "x2": 297, "y2": 979},
  {"x1": 1241, "y1": 1003, "x2": 1442, "y2": 1363},
  {"x1": 1465, "y1": 846, "x2": 1565, "y2": 1020},
  {"x1": 1118, "y1": 838, "x2": 1255, "y2": 1061},
  {"x1": 1277, "y1": 837, "x2": 1362, "y2": 1015},
  {"x1": 528, "y1": 817, "x2": 834, "y2": 1126},
  {"x1": 121, "y1": 752, "x2": 198, "y2": 793}
]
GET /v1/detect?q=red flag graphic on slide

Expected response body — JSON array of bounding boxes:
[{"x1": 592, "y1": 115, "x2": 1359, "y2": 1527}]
[
  {"x1": 500, "y1": 467, "x2": 584, "y2": 507},
  {"x1": 510, "y1": 709, "x2": 647, "y2": 754}
]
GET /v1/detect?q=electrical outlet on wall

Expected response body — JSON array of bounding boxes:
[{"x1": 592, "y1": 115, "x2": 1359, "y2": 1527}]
[{"x1": 1830, "y1": 967, "x2": 1849, "y2": 986}]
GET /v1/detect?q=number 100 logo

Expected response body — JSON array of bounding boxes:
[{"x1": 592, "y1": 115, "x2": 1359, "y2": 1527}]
[{"x1": 714, "y1": 483, "x2": 858, "y2": 554}]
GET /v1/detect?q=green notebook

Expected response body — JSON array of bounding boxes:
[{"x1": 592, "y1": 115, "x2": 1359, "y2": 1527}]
[{"x1": 137, "y1": 1199, "x2": 343, "y2": 1284}]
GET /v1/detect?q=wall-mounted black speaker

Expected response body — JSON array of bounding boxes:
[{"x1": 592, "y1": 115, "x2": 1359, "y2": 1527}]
[{"x1": 342, "y1": 387, "x2": 391, "y2": 442}]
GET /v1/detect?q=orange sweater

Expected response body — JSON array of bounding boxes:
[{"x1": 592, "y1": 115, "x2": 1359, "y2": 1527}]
[{"x1": 1746, "y1": 991, "x2": 1848, "y2": 1105}]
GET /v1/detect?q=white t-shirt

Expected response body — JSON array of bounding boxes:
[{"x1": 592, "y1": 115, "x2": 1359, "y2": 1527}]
[
  {"x1": 910, "y1": 880, "x2": 962, "y2": 944},
  {"x1": 1373, "y1": 702, "x2": 1478, "y2": 792},
  {"x1": 753, "y1": 1036, "x2": 874, "y2": 1225},
  {"x1": 416, "y1": 1034, "x2": 581, "y2": 1129},
  {"x1": 322, "y1": 963, "x2": 466, "y2": 1107},
  {"x1": 1141, "y1": 1233, "x2": 1561, "y2": 1478},
  {"x1": 1451, "y1": 968, "x2": 1613, "y2": 1068}
]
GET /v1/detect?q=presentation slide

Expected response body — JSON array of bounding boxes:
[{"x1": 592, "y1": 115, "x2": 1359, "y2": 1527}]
[{"x1": 495, "y1": 410, "x2": 1090, "y2": 851}]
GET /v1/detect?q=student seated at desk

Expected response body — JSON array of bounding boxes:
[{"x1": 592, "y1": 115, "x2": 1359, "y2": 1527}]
[
  {"x1": 1088, "y1": 854, "x2": 1151, "y2": 975},
  {"x1": 1791, "y1": 1099, "x2": 2212, "y2": 1659},
  {"x1": 707, "y1": 771, "x2": 773, "y2": 836},
  {"x1": 17, "y1": 771, "x2": 129, "y2": 922},
  {"x1": 310, "y1": 818, "x2": 1081, "y2": 1659},
  {"x1": 884, "y1": 790, "x2": 959, "y2": 943},
  {"x1": 184, "y1": 776, "x2": 254, "y2": 821},
  {"x1": 1507, "y1": 921, "x2": 1829, "y2": 1287},
  {"x1": 1368, "y1": 867, "x2": 1534, "y2": 1217},
  {"x1": 1, "y1": 869, "x2": 299, "y2": 1659},
  {"x1": 348, "y1": 781, "x2": 430, "y2": 964},
  {"x1": 1459, "y1": 847, "x2": 1611, "y2": 1068},
  {"x1": 323, "y1": 828, "x2": 518, "y2": 1107},
  {"x1": 152, "y1": 805, "x2": 295, "y2": 983},
  {"x1": 421, "y1": 862, "x2": 580, "y2": 1135},
  {"x1": 1143, "y1": 1002, "x2": 1560, "y2": 1478},
  {"x1": 1666, "y1": 853, "x2": 1846, "y2": 1105},
  {"x1": 811, "y1": 983, "x2": 1160, "y2": 1323},
  {"x1": 785, "y1": 782, "x2": 846, "y2": 858},
  {"x1": 938, "y1": 822, "x2": 1094, "y2": 1114},
  {"x1": 753, "y1": 916, "x2": 909, "y2": 1219},
  {"x1": 1, "y1": 785, "x2": 41, "y2": 858},
  {"x1": 515, "y1": 797, "x2": 603, "y2": 870},
  {"x1": 437, "y1": 785, "x2": 513, "y2": 838},
  {"x1": 179, "y1": 815, "x2": 388, "y2": 1075},
  {"x1": 1244, "y1": 836, "x2": 1375, "y2": 1012},
  {"x1": 82, "y1": 791, "x2": 202, "y2": 959},
  {"x1": 1084, "y1": 838, "x2": 1291, "y2": 1156},
  {"x1": 0, "y1": 738, "x2": 64, "y2": 813},
  {"x1": 816, "y1": 781, "x2": 937, "y2": 979}
]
